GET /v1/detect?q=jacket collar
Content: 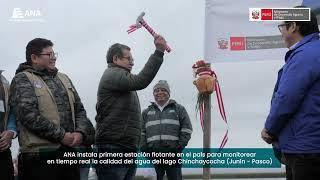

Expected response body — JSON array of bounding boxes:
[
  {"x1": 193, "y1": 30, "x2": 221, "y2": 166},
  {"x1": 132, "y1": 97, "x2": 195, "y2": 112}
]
[
  {"x1": 108, "y1": 63, "x2": 130, "y2": 72},
  {"x1": 290, "y1": 33, "x2": 319, "y2": 51},
  {"x1": 15, "y1": 62, "x2": 58, "y2": 77},
  {"x1": 150, "y1": 99, "x2": 176, "y2": 108},
  {"x1": 285, "y1": 33, "x2": 319, "y2": 63}
]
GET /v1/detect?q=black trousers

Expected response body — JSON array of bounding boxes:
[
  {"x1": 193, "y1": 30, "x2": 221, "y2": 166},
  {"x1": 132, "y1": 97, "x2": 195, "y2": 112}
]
[
  {"x1": 154, "y1": 163, "x2": 182, "y2": 180},
  {"x1": 284, "y1": 153, "x2": 320, "y2": 180},
  {"x1": 0, "y1": 149, "x2": 14, "y2": 180},
  {"x1": 18, "y1": 149, "x2": 80, "y2": 180},
  {"x1": 149, "y1": 148, "x2": 182, "y2": 180}
]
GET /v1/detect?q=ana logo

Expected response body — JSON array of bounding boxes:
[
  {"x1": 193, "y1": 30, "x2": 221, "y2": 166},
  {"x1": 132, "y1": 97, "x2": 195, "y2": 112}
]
[
  {"x1": 252, "y1": 10, "x2": 260, "y2": 19},
  {"x1": 217, "y1": 38, "x2": 229, "y2": 49},
  {"x1": 9, "y1": 8, "x2": 45, "y2": 22},
  {"x1": 11, "y1": 8, "x2": 24, "y2": 19}
]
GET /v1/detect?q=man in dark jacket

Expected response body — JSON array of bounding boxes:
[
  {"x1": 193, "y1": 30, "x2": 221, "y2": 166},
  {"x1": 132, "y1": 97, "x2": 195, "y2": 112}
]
[
  {"x1": 10, "y1": 38, "x2": 95, "y2": 180},
  {"x1": 141, "y1": 80, "x2": 192, "y2": 180},
  {"x1": 261, "y1": 7, "x2": 320, "y2": 180},
  {"x1": 95, "y1": 34, "x2": 168, "y2": 180}
]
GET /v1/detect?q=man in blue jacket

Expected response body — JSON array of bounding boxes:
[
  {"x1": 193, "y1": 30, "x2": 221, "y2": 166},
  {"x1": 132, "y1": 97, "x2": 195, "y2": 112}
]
[{"x1": 261, "y1": 8, "x2": 320, "y2": 180}]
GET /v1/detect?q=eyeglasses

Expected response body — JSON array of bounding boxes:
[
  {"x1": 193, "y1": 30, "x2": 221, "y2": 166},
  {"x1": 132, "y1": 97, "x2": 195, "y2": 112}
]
[
  {"x1": 121, "y1": 56, "x2": 134, "y2": 62},
  {"x1": 37, "y1": 52, "x2": 58, "y2": 59},
  {"x1": 278, "y1": 22, "x2": 292, "y2": 32}
]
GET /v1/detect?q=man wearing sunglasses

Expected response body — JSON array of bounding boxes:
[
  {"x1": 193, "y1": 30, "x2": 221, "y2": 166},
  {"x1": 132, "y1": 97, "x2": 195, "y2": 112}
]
[
  {"x1": 262, "y1": 7, "x2": 320, "y2": 180},
  {"x1": 10, "y1": 38, "x2": 95, "y2": 180},
  {"x1": 95, "y1": 34, "x2": 168, "y2": 180}
]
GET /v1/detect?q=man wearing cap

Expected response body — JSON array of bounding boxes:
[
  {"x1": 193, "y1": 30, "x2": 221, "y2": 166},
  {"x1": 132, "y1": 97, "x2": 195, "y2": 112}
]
[
  {"x1": 0, "y1": 70, "x2": 17, "y2": 180},
  {"x1": 141, "y1": 80, "x2": 193, "y2": 180}
]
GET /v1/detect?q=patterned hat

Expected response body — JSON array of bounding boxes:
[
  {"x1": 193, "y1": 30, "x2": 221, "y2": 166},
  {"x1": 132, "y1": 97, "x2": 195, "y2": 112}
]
[{"x1": 153, "y1": 80, "x2": 170, "y2": 94}]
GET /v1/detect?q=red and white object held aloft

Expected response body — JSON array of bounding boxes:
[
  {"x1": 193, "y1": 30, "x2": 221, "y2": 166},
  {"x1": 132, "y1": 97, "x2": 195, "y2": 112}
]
[{"x1": 127, "y1": 12, "x2": 171, "y2": 53}]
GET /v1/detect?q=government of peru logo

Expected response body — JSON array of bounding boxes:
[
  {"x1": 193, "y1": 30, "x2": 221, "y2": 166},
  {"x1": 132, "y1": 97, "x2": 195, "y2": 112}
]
[
  {"x1": 217, "y1": 38, "x2": 229, "y2": 50},
  {"x1": 251, "y1": 10, "x2": 260, "y2": 19}
]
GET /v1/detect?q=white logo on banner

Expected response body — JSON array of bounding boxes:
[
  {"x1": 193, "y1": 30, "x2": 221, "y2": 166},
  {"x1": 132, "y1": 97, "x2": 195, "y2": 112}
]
[
  {"x1": 11, "y1": 8, "x2": 24, "y2": 18},
  {"x1": 9, "y1": 8, "x2": 46, "y2": 22}
]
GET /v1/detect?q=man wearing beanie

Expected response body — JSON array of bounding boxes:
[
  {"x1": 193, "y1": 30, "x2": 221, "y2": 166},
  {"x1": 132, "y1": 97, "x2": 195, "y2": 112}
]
[
  {"x1": 95, "y1": 35, "x2": 168, "y2": 180},
  {"x1": 141, "y1": 80, "x2": 193, "y2": 180}
]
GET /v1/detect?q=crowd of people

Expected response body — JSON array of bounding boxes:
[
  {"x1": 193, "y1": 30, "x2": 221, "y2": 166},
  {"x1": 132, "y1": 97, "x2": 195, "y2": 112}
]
[{"x1": 1, "y1": 34, "x2": 192, "y2": 180}]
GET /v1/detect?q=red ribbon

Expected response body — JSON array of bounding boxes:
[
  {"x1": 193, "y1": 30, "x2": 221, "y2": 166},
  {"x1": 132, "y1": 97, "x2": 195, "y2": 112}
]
[{"x1": 194, "y1": 64, "x2": 228, "y2": 149}]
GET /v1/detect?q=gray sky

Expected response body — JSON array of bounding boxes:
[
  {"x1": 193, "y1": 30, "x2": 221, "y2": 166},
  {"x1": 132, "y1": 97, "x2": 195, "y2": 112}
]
[{"x1": 1, "y1": 0, "x2": 288, "y2": 154}]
